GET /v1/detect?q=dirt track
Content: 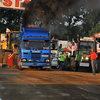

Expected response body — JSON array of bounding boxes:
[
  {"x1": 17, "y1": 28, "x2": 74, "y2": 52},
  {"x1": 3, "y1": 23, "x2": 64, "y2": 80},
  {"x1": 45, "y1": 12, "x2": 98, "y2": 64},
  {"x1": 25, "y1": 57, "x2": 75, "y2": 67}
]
[{"x1": 0, "y1": 66, "x2": 100, "y2": 100}]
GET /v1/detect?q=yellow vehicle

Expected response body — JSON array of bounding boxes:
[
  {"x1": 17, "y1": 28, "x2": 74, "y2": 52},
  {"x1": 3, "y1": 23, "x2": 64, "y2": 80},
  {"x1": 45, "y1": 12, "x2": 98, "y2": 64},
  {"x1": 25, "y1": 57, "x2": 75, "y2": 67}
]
[
  {"x1": 5, "y1": 31, "x2": 19, "y2": 53},
  {"x1": 2, "y1": 31, "x2": 19, "y2": 66},
  {"x1": 1, "y1": 41, "x2": 7, "y2": 50}
]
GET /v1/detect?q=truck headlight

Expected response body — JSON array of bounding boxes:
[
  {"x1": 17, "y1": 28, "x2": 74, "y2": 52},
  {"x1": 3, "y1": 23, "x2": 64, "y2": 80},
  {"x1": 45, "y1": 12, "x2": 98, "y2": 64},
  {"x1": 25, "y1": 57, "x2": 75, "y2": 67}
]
[
  {"x1": 85, "y1": 57, "x2": 89, "y2": 60},
  {"x1": 45, "y1": 59, "x2": 50, "y2": 62},
  {"x1": 21, "y1": 59, "x2": 27, "y2": 62}
]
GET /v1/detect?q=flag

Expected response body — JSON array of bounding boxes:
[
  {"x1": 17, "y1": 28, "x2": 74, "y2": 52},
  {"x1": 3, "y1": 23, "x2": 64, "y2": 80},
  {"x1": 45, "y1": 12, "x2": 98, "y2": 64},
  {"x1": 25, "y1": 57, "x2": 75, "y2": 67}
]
[{"x1": 75, "y1": 54, "x2": 83, "y2": 62}]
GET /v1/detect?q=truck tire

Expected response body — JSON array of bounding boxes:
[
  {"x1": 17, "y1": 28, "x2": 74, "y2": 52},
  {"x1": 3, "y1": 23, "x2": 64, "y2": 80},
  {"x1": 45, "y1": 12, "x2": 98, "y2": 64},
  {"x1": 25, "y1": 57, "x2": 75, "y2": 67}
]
[{"x1": 70, "y1": 57, "x2": 76, "y2": 71}]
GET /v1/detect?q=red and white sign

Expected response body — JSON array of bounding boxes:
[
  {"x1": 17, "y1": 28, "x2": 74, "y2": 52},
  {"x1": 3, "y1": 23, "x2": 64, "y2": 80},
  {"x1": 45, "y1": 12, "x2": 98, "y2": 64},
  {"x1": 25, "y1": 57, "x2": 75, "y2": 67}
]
[
  {"x1": 0, "y1": 0, "x2": 31, "y2": 10},
  {"x1": 8, "y1": 53, "x2": 14, "y2": 59},
  {"x1": 8, "y1": 53, "x2": 14, "y2": 66}
]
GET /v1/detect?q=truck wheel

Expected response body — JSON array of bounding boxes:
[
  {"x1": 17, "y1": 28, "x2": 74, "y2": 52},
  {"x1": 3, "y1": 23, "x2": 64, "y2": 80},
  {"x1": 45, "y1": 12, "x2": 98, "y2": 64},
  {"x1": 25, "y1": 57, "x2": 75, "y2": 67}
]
[
  {"x1": 70, "y1": 57, "x2": 76, "y2": 71},
  {"x1": 19, "y1": 65, "x2": 23, "y2": 70}
]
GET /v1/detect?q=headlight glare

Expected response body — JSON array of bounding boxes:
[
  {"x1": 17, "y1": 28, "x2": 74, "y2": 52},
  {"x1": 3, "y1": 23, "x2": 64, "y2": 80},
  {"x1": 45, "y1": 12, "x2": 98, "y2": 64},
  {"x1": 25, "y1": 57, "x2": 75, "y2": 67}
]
[
  {"x1": 85, "y1": 57, "x2": 89, "y2": 60},
  {"x1": 46, "y1": 59, "x2": 50, "y2": 62},
  {"x1": 21, "y1": 59, "x2": 27, "y2": 62}
]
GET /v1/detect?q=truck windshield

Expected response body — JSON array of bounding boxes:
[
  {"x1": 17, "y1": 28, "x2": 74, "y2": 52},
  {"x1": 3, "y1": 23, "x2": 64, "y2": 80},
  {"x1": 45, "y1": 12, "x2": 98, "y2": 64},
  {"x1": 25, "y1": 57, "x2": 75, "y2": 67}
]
[
  {"x1": 51, "y1": 41, "x2": 58, "y2": 50},
  {"x1": 79, "y1": 41, "x2": 94, "y2": 51},
  {"x1": 22, "y1": 40, "x2": 50, "y2": 50}
]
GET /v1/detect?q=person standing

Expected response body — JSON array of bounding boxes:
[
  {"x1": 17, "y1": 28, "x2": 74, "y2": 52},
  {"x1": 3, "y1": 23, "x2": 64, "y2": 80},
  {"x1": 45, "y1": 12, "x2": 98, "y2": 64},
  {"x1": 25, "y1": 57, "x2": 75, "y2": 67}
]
[
  {"x1": 84, "y1": 49, "x2": 98, "y2": 75},
  {"x1": 59, "y1": 52, "x2": 65, "y2": 63},
  {"x1": 65, "y1": 53, "x2": 70, "y2": 70},
  {"x1": 59, "y1": 52, "x2": 66, "y2": 70}
]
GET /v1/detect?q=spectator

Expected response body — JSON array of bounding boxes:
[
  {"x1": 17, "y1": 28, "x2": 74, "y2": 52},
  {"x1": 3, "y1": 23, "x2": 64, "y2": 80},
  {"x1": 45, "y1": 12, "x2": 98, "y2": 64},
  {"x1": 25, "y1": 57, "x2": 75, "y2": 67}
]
[
  {"x1": 59, "y1": 52, "x2": 66, "y2": 69},
  {"x1": 84, "y1": 49, "x2": 98, "y2": 75}
]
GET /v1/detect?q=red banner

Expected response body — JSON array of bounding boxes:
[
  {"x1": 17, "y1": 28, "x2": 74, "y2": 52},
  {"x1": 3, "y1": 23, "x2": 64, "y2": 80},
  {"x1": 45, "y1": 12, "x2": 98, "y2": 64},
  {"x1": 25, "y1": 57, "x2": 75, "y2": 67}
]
[{"x1": 0, "y1": 0, "x2": 31, "y2": 10}]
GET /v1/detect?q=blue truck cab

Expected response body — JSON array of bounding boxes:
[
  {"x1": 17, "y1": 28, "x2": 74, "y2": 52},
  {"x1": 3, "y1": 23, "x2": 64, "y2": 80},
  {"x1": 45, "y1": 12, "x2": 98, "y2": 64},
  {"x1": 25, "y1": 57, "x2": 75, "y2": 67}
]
[{"x1": 18, "y1": 27, "x2": 51, "y2": 70}]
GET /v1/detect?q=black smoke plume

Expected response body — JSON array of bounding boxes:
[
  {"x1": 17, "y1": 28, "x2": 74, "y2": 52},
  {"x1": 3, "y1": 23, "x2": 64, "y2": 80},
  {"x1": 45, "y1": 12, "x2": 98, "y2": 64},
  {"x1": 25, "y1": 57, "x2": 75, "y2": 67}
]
[
  {"x1": 22, "y1": 0, "x2": 100, "y2": 27},
  {"x1": 22, "y1": 0, "x2": 81, "y2": 27}
]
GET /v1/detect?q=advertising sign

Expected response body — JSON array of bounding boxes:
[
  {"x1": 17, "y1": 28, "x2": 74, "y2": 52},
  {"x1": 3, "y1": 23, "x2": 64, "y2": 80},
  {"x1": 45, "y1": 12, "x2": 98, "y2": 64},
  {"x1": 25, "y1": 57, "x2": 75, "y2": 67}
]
[{"x1": 0, "y1": 0, "x2": 30, "y2": 10}]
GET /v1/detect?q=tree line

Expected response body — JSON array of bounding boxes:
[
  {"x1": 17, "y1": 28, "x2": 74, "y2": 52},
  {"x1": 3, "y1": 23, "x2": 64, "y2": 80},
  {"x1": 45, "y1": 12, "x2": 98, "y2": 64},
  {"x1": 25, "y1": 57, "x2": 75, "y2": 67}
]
[{"x1": 0, "y1": 8, "x2": 100, "y2": 41}]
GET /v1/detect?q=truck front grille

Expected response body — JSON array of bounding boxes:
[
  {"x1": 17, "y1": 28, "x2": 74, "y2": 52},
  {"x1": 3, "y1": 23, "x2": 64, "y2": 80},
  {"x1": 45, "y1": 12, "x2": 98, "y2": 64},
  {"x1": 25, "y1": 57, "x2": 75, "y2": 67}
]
[{"x1": 31, "y1": 53, "x2": 41, "y2": 61}]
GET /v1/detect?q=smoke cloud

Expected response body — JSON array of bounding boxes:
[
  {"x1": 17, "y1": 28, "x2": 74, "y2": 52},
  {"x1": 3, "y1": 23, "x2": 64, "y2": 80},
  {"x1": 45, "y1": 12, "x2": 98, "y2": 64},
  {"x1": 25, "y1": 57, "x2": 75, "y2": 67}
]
[
  {"x1": 22, "y1": 0, "x2": 100, "y2": 27},
  {"x1": 22, "y1": 0, "x2": 81, "y2": 27}
]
